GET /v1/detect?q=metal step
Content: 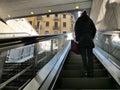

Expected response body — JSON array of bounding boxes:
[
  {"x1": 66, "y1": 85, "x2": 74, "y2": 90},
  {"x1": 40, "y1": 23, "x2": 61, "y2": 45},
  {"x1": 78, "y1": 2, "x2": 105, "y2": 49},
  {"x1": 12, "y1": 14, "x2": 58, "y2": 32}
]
[
  {"x1": 63, "y1": 64, "x2": 82, "y2": 70},
  {"x1": 57, "y1": 77, "x2": 116, "y2": 89},
  {"x1": 63, "y1": 63, "x2": 103, "y2": 70},
  {"x1": 61, "y1": 69, "x2": 108, "y2": 78},
  {"x1": 55, "y1": 89, "x2": 118, "y2": 90},
  {"x1": 65, "y1": 59, "x2": 98, "y2": 65}
]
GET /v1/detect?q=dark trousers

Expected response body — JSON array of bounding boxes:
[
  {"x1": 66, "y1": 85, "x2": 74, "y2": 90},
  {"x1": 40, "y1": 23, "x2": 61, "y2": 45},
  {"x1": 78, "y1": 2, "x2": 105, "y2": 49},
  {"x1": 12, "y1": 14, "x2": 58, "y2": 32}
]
[{"x1": 80, "y1": 48, "x2": 94, "y2": 77}]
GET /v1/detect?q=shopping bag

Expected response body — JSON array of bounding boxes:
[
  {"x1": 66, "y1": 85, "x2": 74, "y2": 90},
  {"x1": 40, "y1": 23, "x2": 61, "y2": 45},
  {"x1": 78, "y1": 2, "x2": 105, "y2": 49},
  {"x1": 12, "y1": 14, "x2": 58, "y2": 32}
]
[{"x1": 71, "y1": 40, "x2": 80, "y2": 54}]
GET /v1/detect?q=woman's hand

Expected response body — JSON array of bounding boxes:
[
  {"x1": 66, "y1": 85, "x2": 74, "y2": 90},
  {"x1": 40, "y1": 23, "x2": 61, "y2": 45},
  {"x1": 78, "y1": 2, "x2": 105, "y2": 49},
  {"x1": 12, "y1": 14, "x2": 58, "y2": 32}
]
[{"x1": 75, "y1": 41, "x2": 79, "y2": 44}]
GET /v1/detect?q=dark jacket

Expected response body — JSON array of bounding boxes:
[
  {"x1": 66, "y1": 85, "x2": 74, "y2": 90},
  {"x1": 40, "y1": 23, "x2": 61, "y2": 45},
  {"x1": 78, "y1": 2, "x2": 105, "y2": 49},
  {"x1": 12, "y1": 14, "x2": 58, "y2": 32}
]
[{"x1": 75, "y1": 14, "x2": 96, "y2": 49}]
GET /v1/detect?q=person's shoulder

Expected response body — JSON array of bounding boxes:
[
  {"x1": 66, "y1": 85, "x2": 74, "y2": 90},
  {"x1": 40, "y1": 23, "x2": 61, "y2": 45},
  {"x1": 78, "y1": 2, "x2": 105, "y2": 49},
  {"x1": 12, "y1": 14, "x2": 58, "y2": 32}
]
[
  {"x1": 77, "y1": 17, "x2": 83, "y2": 21},
  {"x1": 77, "y1": 17, "x2": 81, "y2": 20}
]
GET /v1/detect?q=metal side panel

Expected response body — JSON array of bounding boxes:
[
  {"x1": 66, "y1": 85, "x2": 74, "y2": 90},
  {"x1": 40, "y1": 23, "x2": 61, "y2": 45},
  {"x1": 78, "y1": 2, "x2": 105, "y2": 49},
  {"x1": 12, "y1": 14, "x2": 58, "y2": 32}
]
[{"x1": 93, "y1": 47, "x2": 120, "y2": 86}]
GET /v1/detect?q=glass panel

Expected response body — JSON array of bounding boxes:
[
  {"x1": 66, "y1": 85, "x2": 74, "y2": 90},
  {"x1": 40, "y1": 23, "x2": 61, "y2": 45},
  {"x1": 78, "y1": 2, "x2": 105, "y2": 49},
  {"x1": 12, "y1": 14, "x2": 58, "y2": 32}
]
[
  {"x1": 94, "y1": 31, "x2": 120, "y2": 65},
  {"x1": 0, "y1": 36, "x2": 67, "y2": 89}
]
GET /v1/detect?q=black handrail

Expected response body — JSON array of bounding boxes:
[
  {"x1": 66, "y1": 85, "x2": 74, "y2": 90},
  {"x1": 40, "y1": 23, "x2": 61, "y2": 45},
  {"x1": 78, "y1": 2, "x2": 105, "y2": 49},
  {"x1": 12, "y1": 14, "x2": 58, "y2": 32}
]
[
  {"x1": 0, "y1": 32, "x2": 30, "y2": 35},
  {"x1": 0, "y1": 34, "x2": 66, "y2": 51}
]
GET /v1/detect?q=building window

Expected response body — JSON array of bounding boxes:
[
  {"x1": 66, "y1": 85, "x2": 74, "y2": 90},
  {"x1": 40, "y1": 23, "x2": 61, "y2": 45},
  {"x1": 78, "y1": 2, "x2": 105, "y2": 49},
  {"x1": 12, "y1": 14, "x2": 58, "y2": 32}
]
[
  {"x1": 46, "y1": 22, "x2": 49, "y2": 27},
  {"x1": 37, "y1": 16, "x2": 42, "y2": 20},
  {"x1": 63, "y1": 22, "x2": 66, "y2": 27},
  {"x1": 63, "y1": 14, "x2": 66, "y2": 18},
  {"x1": 37, "y1": 22, "x2": 40, "y2": 29},
  {"x1": 46, "y1": 14, "x2": 50, "y2": 17},
  {"x1": 45, "y1": 31, "x2": 49, "y2": 35},
  {"x1": 53, "y1": 22, "x2": 59, "y2": 30},
  {"x1": 55, "y1": 14, "x2": 58, "y2": 17},
  {"x1": 63, "y1": 31, "x2": 67, "y2": 34},
  {"x1": 29, "y1": 21, "x2": 32, "y2": 25},
  {"x1": 54, "y1": 22, "x2": 58, "y2": 27}
]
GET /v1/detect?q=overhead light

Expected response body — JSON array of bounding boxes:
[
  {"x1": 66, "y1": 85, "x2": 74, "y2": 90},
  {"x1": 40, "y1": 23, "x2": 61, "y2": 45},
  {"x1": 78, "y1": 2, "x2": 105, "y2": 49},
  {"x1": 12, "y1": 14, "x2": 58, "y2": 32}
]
[
  {"x1": 75, "y1": 5, "x2": 79, "y2": 9},
  {"x1": 48, "y1": 9, "x2": 52, "y2": 13},
  {"x1": 30, "y1": 12, "x2": 34, "y2": 15},
  {"x1": 8, "y1": 15, "x2": 11, "y2": 18}
]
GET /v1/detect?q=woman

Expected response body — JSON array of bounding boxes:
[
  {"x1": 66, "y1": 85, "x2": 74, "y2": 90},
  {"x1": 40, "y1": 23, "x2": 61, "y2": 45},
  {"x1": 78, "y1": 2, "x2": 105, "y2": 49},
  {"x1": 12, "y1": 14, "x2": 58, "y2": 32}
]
[{"x1": 74, "y1": 11, "x2": 96, "y2": 77}]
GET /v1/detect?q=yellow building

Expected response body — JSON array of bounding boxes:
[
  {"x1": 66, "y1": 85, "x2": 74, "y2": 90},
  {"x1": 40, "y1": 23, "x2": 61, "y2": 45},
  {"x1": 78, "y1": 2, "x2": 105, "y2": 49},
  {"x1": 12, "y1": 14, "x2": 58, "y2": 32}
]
[{"x1": 26, "y1": 13, "x2": 75, "y2": 35}]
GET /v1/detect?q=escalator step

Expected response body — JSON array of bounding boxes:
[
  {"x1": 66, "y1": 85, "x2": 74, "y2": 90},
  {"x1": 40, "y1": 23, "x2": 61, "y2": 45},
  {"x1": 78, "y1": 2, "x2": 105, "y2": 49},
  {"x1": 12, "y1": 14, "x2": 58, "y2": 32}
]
[
  {"x1": 54, "y1": 89, "x2": 118, "y2": 90},
  {"x1": 63, "y1": 64, "x2": 103, "y2": 70},
  {"x1": 63, "y1": 64, "x2": 82, "y2": 70},
  {"x1": 58, "y1": 77, "x2": 116, "y2": 89},
  {"x1": 61, "y1": 69, "x2": 108, "y2": 77},
  {"x1": 61, "y1": 70, "x2": 83, "y2": 77},
  {"x1": 65, "y1": 61, "x2": 82, "y2": 64},
  {"x1": 94, "y1": 63, "x2": 103, "y2": 69}
]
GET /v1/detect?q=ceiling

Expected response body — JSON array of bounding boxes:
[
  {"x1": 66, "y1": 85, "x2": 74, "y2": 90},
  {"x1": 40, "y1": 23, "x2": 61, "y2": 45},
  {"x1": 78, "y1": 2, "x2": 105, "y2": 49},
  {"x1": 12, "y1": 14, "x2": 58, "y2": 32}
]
[{"x1": 0, "y1": 0, "x2": 92, "y2": 19}]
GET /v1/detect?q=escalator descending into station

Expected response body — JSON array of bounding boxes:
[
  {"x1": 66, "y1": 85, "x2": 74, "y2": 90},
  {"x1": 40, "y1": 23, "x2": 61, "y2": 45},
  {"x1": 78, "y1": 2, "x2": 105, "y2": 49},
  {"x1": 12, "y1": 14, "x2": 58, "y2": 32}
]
[
  {"x1": 0, "y1": 52, "x2": 51, "y2": 90},
  {"x1": 53, "y1": 51, "x2": 119, "y2": 90},
  {"x1": 0, "y1": 62, "x2": 33, "y2": 90}
]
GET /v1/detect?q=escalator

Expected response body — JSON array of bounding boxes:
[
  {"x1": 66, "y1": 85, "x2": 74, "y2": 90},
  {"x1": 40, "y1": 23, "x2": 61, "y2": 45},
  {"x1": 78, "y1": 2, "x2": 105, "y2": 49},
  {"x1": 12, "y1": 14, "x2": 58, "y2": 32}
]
[
  {"x1": 1, "y1": 50, "x2": 119, "y2": 90},
  {"x1": 1, "y1": 62, "x2": 34, "y2": 90},
  {"x1": 53, "y1": 51, "x2": 119, "y2": 90},
  {"x1": 0, "y1": 52, "x2": 51, "y2": 90}
]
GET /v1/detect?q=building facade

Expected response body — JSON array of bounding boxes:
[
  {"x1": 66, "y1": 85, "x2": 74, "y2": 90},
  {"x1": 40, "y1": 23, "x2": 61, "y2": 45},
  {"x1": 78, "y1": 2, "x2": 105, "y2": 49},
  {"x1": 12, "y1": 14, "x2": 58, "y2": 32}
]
[{"x1": 26, "y1": 13, "x2": 75, "y2": 35}]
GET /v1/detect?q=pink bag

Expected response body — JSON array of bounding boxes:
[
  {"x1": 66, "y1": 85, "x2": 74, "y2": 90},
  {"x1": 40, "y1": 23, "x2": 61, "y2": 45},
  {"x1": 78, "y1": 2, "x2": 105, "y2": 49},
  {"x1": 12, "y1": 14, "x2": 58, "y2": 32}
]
[{"x1": 71, "y1": 40, "x2": 80, "y2": 54}]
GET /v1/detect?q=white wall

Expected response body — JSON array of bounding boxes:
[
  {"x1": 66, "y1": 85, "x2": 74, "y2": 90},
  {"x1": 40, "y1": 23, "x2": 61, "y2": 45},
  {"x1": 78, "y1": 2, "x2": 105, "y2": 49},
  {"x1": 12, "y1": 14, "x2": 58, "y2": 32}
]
[{"x1": 90, "y1": 0, "x2": 120, "y2": 31}]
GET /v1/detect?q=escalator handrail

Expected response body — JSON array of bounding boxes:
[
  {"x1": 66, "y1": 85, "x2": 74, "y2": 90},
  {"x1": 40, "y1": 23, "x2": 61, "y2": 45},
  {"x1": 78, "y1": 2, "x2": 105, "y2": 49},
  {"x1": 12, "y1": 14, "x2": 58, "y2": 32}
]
[
  {"x1": 93, "y1": 47, "x2": 120, "y2": 86},
  {"x1": 0, "y1": 34, "x2": 66, "y2": 51}
]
